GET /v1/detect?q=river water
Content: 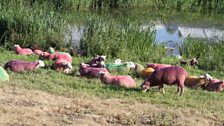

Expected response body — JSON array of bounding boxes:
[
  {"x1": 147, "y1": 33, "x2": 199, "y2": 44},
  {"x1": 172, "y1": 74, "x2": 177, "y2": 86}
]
[{"x1": 67, "y1": 10, "x2": 224, "y2": 55}]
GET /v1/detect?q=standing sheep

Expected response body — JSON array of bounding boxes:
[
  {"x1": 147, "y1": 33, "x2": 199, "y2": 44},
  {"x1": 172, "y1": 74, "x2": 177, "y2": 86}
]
[
  {"x1": 79, "y1": 63, "x2": 109, "y2": 78},
  {"x1": 147, "y1": 63, "x2": 172, "y2": 70},
  {"x1": 99, "y1": 71, "x2": 136, "y2": 88},
  {"x1": 141, "y1": 66, "x2": 188, "y2": 96},
  {"x1": 14, "y1": 45, "x2": 33, "y2": 55},
  {"x1": 4, "y1": 60, "x2": 45, "y2": 72}
]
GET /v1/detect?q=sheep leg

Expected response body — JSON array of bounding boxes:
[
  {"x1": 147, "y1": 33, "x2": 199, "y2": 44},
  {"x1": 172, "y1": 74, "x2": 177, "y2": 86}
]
[{"x1": 158, "y1": 84, "x2": 165, "y2": 94}]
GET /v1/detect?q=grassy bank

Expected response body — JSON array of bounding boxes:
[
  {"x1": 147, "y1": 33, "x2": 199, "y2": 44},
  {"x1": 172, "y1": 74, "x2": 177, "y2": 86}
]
[
  {"x1": 1, "y1": 49, "x2": 224, "y2": 123},
  {"x1": 80, "y1": 14, "x2": 168, "y2": 61},
  {"x1": 179, "y1": 38, "x2": 224, "y2": 72}
]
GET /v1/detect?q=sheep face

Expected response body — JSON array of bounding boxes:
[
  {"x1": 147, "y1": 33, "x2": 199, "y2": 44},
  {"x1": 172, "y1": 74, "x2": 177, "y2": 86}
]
[
  {"x1": 96, "y1": 61, "x2": 106, "y2": 67},
  {"x1": 141, "y1": 81, "x2": 151, "y2": 92},
  {"x1": 38, "y1": 60, "x2": 45, "y2": 67},
  {"x1": 200, "y1": 73, "x2": 213, "y2": 81},
  {"x1": 114, "y1": 59, "x2": 122, "y2": 64}
]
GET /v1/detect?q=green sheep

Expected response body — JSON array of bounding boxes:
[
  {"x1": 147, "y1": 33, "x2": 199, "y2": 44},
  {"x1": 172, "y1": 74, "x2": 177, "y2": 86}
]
[
  {"x1": 0, "y1": 66, "x2": 9, "y2": 81},
  {"x1": 106, "y1": 62, "x2": 135, "y2": 73}
]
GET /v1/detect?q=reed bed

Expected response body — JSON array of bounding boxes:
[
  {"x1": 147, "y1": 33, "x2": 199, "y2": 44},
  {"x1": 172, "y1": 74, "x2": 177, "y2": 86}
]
[
  {"x1": 80, "y1": 15, "x2": 167, "y2": 62},
  {"x1": 179, "y1": 38, "x2": 224, "y2": 71},
  {"x1": 0, "y1": 0, "x2": 67, "y2": 49}
]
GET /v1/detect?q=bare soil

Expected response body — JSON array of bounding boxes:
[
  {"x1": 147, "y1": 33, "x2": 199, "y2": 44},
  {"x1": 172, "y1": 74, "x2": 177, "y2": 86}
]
[{"x1": 0, "y1": 86, "x2": 223, "y2": 126}]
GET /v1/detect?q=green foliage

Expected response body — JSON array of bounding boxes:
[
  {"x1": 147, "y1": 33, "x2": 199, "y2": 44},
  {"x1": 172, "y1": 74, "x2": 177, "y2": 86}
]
[
  {"x1": 0, "y1": 0, "x2": 67, "y2": 49},
  {"x1": 179, "y1": 38, "x2": 224, "y2": 71},
  {"x1": 80, "y1": 15, "x2": 166, "y2": 62}
]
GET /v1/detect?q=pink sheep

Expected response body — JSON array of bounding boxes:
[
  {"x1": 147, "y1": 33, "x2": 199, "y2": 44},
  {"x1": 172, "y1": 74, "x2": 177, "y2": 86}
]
[
  {"x1": 52, "y1": 59, "x2": 73, "y2": 74},
  {"x1": 79, "y1": 63, "x2": 109, "y2": 78},
  {"x1": 141, "y1": 66, "x2": 188, "y2": 96},
  {"x1": 99, "y1": 71, "x2": 136, "y2": 88},
  {"x1": 147, "y1": 63, "x2": 172, "y2": 70},
  {"x1": 34, "y1": 49, "x2": 43, "y2": 55},
  {"x1": 40, "y1": 52, "x2": 72, "y2": 63},
  {"x1": 4, "y1": 60, "x2": 45, "y2": 72},
  {"x1": 203, "y1": 79, "x2": 224, "y2": 92},
  {"x1": 48, "y1": 53, "x2": 72, "y2": 63},
  {"x1": 14, "y1": 45, "x2": 33, "y2": 55}
]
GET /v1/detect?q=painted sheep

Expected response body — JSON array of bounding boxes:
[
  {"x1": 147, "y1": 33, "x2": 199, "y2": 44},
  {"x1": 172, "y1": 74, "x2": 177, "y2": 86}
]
[
  {"x1": 14, "y1": 45, "x2": 33, "y2": 55},
  {"x1": 106, "y1": 62, "x2": 135, "y2": 73},
  {"x1": 147, "y1": 63, "x2": 172, "y2": 70},
  {"x1": 184, "y1": 73, "x2": 212, "y2": 89},
  {"x1": 34, "y1": 49, "x2": 43, "y2": 55},
  {"x1": 134, "y1": 63, "x2": 145, "y2": 77},
  {"x1": 202, "y1": 79, "x2": 224, "y2": 92},
  {"x1": 0, "y1": 66, "x2": 9, "y2": 81},
  {"x1": 99, "y1": 71, "x2": 136, "y2": 88},
  {"x1": 4, "y1": 60, "x2": 45, "y2": 72},
  {"x1": 79, "y1": 63, "x2": 109, "y2": 78},
  {"x1": 140, "y1": 67, "x2": 155, "y2": 78},
  {"x1": 86, "y1": 55, "x2": 106, "y2": 68},
  {"x1": 40, "y1": 52, "x2": 72, "y2": 63},
  {"x1": 141, "y1": 66, "x2": 188, "y2": 96},
  {"x1": 52, "y1": 59, "x2": 73, "y2": 74}
]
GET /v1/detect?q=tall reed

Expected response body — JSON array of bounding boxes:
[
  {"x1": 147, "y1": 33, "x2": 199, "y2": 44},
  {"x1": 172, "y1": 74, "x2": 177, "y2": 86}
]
[
  {"x1": 80, "y1": 15, "x2": 167, "y2": 62},
  {"x1": 0, "y1": 0, "x2": 67, "y2": 49},
  {"x1": 179, "y1": 38, "x2": 224, "y2": 71}
]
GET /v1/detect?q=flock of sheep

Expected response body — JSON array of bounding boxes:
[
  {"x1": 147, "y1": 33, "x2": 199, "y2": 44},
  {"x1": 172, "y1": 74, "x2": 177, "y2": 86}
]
[{"x1": 0, "y1": 44, "x2": 224, "y2": 96}]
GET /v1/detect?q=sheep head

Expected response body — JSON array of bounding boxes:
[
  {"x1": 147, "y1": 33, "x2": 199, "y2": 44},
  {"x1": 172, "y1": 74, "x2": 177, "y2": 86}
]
[
  {"x1": 38, "y1": 60, "x2": 45, "y2": 67},
  {"x1": 200, "y1": 73, "x2": 213, "y2": 81},
  {"x1": 114, "y1": 59, "x2": 122, "y2": 64}
]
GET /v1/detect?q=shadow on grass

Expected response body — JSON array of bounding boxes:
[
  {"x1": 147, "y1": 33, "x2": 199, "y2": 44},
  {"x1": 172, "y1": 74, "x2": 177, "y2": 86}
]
[{"x1": 102, "y1": 84, "x2": 142, "y2": 92}]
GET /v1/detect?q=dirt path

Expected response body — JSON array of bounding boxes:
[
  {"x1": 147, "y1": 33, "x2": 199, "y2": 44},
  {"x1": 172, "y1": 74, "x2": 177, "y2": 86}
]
[{"x1": 0, "y1": 86, "x2": 223, "y2": 126}]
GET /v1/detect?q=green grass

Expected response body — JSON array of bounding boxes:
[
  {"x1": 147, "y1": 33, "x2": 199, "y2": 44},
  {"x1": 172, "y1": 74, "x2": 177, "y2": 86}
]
[
  {"x1": 80, "y1": 14, "x2": 167, "y2": 62},
  {"x1": 179, "y1": 38, "x2": 224, "y2": 72},
  {"x1": 0, "y1": 0, "x2": 67, "y2": 49},
  {"x1": 1, "y1": 49, "x2": 224, "y2": 119}
]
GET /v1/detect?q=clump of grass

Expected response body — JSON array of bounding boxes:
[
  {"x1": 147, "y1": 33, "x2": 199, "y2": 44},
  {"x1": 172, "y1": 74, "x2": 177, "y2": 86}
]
[
  {"x1": 80, "y1": 14, "x2": 167, "y2": 62},
  {"x1": 179, "y1": 38, "x2": 224, "y2": 71},
  {"x1": 0, "y1": 0, "x2": 67, "y2": 49}
]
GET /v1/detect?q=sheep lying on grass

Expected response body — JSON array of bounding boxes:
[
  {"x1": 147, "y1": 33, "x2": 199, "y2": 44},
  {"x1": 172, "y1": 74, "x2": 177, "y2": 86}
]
[
  {"x1": 184, "y1": 73, "x2": 212, "y2": 89},
  {"x1": 79, "y1": 63, "x2": 109, "y2": 78},
  {"x1": 86, "y1": 55, "x2": 106, "y2": 68},
  {"x1": 0, "y1": 66, "x2": 9, "y2": 81},
  {"x1": 40, "y1": 52, "x2": 72, "y2": 63},
  {"x1": 140, "y1": 67, "x2": 155, "y2": 78},
  {"x1": 202, "y1": 79, "x2": 224, "y2": 92},
  {"x1": 4, "y1": 60, "x2": 45, "y2": 72},
  {"x1": 98, "y1": 71, "x2": 136, "y2": 88},
  {"x1": 14, "y1": 45, "x2": 33, "y2": 55},
  {"x1": 106, "y1": 62, "x2": 135, "y2": 73},
  {"x1": 34, "y1": 49, "x2": 43, "y2": 55},
  {"x1": 52, "y1": 59, "x2": 73, "y2": 74}
]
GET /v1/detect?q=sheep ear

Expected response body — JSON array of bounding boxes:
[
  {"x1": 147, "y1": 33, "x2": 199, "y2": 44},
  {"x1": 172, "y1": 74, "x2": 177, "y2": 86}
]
[
  {"x1": 199, "y1": 75, "x2": 204, "y2": 78},
  {"x1": 62, "y1": 62, "x2": 68, "y2": 65}
]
